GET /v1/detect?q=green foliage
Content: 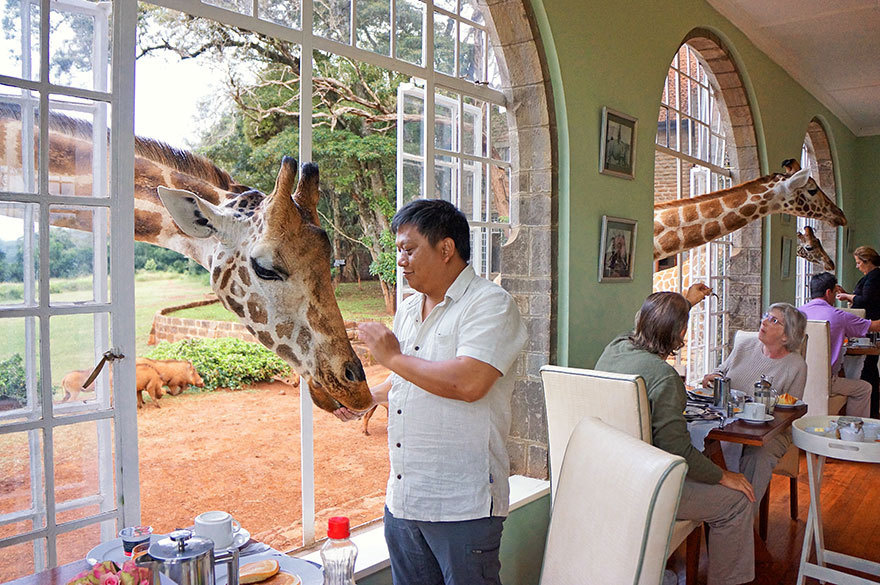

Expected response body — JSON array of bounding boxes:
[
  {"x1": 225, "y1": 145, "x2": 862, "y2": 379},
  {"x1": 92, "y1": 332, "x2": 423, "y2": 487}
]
[
  {"x1": 134, "y1": 242, "x2": 207, "y2": 275},
  {"x1": 145, "y1": 337, "x2": 290, "y2": 391},
  {"x1": 369, "y1": 229, "x2": 397, "y2": 286},
  {"x1": 0, "y1": 354, "x2": 27, "y2": 403}
]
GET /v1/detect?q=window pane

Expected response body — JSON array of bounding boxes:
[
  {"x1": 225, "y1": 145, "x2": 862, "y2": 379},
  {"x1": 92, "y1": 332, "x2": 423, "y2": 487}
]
[
  {"x1": 357, "y1": 0, "x2": 391, "y2": 56},
  {"x1": 487, "y1": 44, "x2": 501, "y2": 90},
  {"x1": 459, "y1": 23, "x2": 482, "y2": 82},
  {"x1": 50, "y1": 314, "x2": 110, "y2": 415},
  {"x1": 0, "y1": 431, "x2": 46, "y2": 542},
  {"x1": 489, "y1": 164, "x2": 509, "y2": 222},
  {"x1": 434, "y1": 155, "x2": 455, "y2": 201},
  {"x1": 460, "y1": 0, "x2": 484, "y2": 24},
  {"x1": 462, "y1": 99, "x2": 479, "y2": 157},
  {"x1": 56, "y1": 518, "x2": 115, "y2": 568},
  {"x1": 395, "y1": 0, "x2": 424, "y2": 65},
  {"x1": 434, "y1": 0, "x2": 455, "y2": 12},
  {"x1": 53, "y1": 419, "x2": 115, "y2": 525},
  {"x1": 314, "y1": 0, "x2": 351, "y2": 43},
  {"x1": 259, "y1": 0, "x2": 301, "y2": 29},
  {"x1": 0, "y1": 0, "x2": 40, "y2": 81},
  {"x1": 657, "y1": 106, "x2": 669, "y2": 147},
  {"x1": 434, "y1": 96, "x2": 455, "y2": 152},
  {"x1": 0, "y1": 537, "x2": 47, "y2": 581},
  {"x1": 433, "y1": 12, "x2": 454, "y2": 75},
  {"x1": 0, "y1": 91, "x2": 39, "y2": 194},
  {"x1": 489, "y1": 104, "x2": 508, "y2": 161},
  {"x1": 0, "y1": 317, "x2": 41, "y2": 426},
  {"x1": 48, "y1": 98, "x2": 111, "y2": 199},
  {"x1": 48, "y1": 207, "x2": 110, "y2": 305},
  {"x1": 49, "y1": 1, "x2": 111, "y2": 91},
  {"x1": 460, "y1": 163, "x2": 476, "y2": 219},
  {"x1": 401, "y1": 160, "x2": 423, "y2": 204},
  {"x1": 402, "y1": 90, "x2": 424, "y2": 156},
  {"x1": 203, "y1": 0, "x2": 252, "y2": 15},
  {"x1": 0, "y1": 203, "x2": 39, "y2": 307}
]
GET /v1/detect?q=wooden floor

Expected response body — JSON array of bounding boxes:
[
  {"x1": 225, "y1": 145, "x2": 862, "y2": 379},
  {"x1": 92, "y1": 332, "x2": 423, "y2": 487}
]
[{"x1": 668, "y1": 454, "x2": 880, "y2": 584}]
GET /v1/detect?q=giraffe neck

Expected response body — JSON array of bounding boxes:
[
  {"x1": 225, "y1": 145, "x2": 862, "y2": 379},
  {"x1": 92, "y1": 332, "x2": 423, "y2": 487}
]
[{"x1": 653, "y1": 174, "x2": 784, "y2": 260}]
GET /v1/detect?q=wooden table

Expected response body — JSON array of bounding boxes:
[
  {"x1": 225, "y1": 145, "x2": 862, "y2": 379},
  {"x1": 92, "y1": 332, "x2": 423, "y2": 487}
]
[
  {"x1": 845, "y1": 344, "x2": 880, "y2": 356},
  {"x1": 703, "y1": 403, "x2": 808, "y2": 542},
  {"x1": 4, "y1": 561, "x2": 90, "y2": 585}
]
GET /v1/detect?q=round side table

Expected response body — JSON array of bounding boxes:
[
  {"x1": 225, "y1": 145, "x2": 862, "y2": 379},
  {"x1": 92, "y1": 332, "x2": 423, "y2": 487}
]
[{"x1": 792, "y1": 416, "x2": 880, "y2": 585}]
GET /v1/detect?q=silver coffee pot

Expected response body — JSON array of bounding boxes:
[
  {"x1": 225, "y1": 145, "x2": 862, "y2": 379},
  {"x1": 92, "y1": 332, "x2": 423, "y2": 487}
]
[
  {"x1": 712, "y1": 376, "x2": 730, "y2": 408},
  {"x1": 753, "y1": 374, "x2": 778, "y2": 414},
  {"x1": 135, "y1": 529, "x2": 239, "y2": 585}
]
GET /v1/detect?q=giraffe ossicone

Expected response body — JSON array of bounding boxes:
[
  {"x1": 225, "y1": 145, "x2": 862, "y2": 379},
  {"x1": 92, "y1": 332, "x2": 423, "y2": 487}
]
[{"x1": 653, "y1": 160, "x2": 847, "y2": 261}]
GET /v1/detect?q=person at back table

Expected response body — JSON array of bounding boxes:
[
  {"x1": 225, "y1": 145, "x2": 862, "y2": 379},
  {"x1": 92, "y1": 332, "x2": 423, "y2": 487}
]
[
  {"x1": 702, "y1": 303, "x2": 807, "y2": 510},
  {"x1": 596, "y1": 291, "x2": 756, "y2": 585},
  {"x1": 333, "y1": 198, "x2": 527, "y2": 585},
  {"x1": 798, "y1": 271, "x2": 880, "y2": 418}
]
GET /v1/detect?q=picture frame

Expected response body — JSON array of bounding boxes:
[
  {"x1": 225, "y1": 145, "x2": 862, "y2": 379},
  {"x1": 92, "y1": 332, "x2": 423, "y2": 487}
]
[
  {"x1": 599, "y1": 107, "x2": 638, "y2": 180},
  {"x1": 781, "y1": 236, "x2": 793, "y2": 279},
  {"x1": 599, "y1": 216, "x2": 637, "y2": 282}
]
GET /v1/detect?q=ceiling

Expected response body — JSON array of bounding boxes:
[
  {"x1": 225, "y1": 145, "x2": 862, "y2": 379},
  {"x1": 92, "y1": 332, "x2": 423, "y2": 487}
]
[{"x1": 706, "y1": 0, "x2": 880, "y2": 136}]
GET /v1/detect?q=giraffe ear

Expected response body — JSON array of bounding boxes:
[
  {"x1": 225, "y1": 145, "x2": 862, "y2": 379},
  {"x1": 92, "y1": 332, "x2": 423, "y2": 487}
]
[
  {"x1": 157, "y1": 186, "x2": 240, "y2": 244},
  {"x1": 293, "y1": 162, "x2": 321, "y2": 224}
]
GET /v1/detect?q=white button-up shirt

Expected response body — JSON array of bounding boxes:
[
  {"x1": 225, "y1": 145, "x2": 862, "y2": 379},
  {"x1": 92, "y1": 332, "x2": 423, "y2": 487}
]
[{"x1": 385, "y1": 265, "x2": 527, "y2": 522}]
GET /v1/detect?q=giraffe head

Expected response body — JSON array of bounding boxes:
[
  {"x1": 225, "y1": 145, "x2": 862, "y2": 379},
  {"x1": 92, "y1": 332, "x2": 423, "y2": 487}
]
[
  {"x1": 775, "y1": 159, "x2": 847, "y2": 227},
  {"x1": 797, "y1": 225, "x2": 835, "y2": 271},
  {"x1": 156, "y1": 158, "x2": 373, "y2": 413}
]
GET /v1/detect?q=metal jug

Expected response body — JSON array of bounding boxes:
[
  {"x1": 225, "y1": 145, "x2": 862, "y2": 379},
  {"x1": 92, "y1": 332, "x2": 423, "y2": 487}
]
[
  {"x1": 712, "y1": 376, "x2": 730, "y2": 408},
  {"x1": 753, "y1": 375, "x2": 778, "y2": 414},
  {"x1": 135, "y1": 529, "x2": 239, "y2": 585}
]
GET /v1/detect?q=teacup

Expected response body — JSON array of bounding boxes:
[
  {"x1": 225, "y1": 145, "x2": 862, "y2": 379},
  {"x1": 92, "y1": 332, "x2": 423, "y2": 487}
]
[
  {"x1": 194, "y1": 511, "x2": 240, "y2": 549},
  {"x1": 742, "y1": 402, "x2": 766, "y2": 420}
]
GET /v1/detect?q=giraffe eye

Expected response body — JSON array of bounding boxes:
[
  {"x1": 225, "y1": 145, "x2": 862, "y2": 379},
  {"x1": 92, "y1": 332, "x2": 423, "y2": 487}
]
[
  {"x1": 250, "y1": 257, "x2": 285, "y2": 281},
  {"x1": 807, "y1": 187, "x2": 818, "y2": 196}
]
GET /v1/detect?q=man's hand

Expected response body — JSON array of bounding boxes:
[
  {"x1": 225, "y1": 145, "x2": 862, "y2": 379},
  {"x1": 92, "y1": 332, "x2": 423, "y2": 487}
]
[
  {"x1": 685, "y1": 283, "x2": 713, "y2": 307},
  {"x1": 332, "y1": 406, "x2": 365, "y2": 422},
  {"x1": 701, "y1": 372, "x2": 721, "y2": 388},
  {"x1": 719, "y1": 470, "x2": 755, "y2": 502},
  {"x1": 358, "y1": 322, "x2": 402, "y2": 367}
]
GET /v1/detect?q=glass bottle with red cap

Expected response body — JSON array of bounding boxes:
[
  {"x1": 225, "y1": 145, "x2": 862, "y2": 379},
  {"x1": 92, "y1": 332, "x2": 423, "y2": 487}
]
[{"x1": 321, "y1": 516, "x2": 358, "y2": 584}]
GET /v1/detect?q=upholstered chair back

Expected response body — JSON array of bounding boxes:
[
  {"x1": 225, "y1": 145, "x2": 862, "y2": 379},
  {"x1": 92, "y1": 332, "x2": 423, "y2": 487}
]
[
  {"x1": 802, "y1": 319, "x2": 847, "y2": 416},
  {"x1": 539, "y1": 417, "x2": 687, "y2": 585}
]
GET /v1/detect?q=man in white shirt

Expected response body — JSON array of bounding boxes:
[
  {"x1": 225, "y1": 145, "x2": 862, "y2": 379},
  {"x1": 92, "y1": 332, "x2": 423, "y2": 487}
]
[{"x1": 334, "y1": 199, "x2": 527, "y2": 585}]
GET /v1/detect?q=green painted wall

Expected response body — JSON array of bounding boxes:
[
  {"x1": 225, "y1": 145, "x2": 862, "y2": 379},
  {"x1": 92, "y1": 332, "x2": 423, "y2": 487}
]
[
  {"x1": 528, "y1": 0, "x2": 869, "y2": 366},
  {"x1": 840, "y1": 136, "x2": 880, "y2": 290}
]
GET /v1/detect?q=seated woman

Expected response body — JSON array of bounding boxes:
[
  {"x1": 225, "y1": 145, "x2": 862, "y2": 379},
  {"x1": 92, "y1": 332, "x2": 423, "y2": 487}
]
[
  {"x1": 596, "y1": 291, "x2": 756, "y2": 585},
  {"x1": 701, "y1": 302, "x2": 807, "y2": 509}
]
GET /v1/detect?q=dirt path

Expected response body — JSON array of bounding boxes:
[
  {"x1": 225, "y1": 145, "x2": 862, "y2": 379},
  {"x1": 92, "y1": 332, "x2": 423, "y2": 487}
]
[{"x1": 0, "y1": 366, "x2": 390, "y2": 581}]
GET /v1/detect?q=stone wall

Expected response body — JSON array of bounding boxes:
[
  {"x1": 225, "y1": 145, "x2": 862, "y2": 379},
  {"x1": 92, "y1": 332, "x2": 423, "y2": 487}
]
[{"x1": 148, "y1": 298, "x2": 259, "y2": 345}]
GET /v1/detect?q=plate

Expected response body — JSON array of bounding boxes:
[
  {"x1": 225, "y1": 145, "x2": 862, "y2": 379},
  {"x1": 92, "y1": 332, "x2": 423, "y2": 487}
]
[
  {"x1": 86, "y1": 534, "x2": 164, "y2": 567},
  {"x1": 775, "y1": 399, "x2": 805, "y2": 408},
  {"x1": 689, "y1": 387, "x2": 713, "y2": 399},
  {"x1": 215, "y1": 551, "x2": 323, "y2": 585},
  {"x1": 734, "y1": 412, "x2": 774, "y2": 424}
]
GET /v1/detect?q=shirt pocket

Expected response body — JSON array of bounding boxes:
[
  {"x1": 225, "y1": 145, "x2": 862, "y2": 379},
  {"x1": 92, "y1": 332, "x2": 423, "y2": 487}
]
[{"x1": 427, "y1": 331, "x2": 457, "y2": 361}]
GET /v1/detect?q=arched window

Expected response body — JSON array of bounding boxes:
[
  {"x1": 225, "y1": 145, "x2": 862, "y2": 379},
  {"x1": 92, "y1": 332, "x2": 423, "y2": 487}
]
[
  {"x1": 653, "y1": 43, "x2": 734, "y2": 383},
  {"x1": 796, "y1": 120, "x2": 837, "y2": 306},
  {"x1": 0, "y1": 0, "x2": 552, "y2": 574}
]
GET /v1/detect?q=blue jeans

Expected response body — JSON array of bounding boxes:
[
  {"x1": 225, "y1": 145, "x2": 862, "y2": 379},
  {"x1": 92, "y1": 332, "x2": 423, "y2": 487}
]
[{"x1": 383, "y1": 507, "x2": 505, "y2": 585}]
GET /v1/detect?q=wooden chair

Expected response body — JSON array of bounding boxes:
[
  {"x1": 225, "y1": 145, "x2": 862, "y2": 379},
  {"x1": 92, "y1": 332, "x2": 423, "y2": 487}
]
[
  {"x1": 539, "y1": 417, "x2": 687, "y2": 585},
  {"x1": 541, "y1": 365, "x2": 701, "y2": 585}
]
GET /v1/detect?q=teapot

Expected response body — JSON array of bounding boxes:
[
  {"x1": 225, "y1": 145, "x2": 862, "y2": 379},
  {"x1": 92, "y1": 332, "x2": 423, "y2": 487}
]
[
  {"x1": 135, "y1": 529, "x2": 239, "y2": 585},
  {"x1": 753, "y1": 375, "x2": 778, "y2": 415}
]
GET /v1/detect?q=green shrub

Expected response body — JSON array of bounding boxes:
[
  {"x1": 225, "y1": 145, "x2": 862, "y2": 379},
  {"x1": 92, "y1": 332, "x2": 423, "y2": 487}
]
[
  {"x1": 0, "y1": 354, "x2": 27, "y2": 402},
  {"x1": 145, "y1": 337, "x2": 291, "y2": 391}
]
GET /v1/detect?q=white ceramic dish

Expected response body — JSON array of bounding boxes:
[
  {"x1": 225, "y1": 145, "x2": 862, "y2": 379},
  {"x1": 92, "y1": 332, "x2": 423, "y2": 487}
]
[
  {"x1": 216, "y1": 551, "x2": 323, "y2": 585},
  {"x1": 734, "y1": 412, "x2": 774, "y2": 424},
  {"x1": 690, "y1": 387, "x2": 713, "y2": 399},
  {"x1": 86, "y1": 534, "x2": 164, "y2": 568},
  {"x1": 775, "y1": 399, "x2": 805, "y2": 408}
]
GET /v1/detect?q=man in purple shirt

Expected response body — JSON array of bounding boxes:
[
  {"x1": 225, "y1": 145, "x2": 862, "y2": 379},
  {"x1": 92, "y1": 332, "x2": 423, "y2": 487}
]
[{"x1": 799, "y1": 272, "x2": 880, "y2": 417}]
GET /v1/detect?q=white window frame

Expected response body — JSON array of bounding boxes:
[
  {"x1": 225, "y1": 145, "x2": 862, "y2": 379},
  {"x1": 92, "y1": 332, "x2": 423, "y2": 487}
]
[
  {"x1": 795, "y1": 140, "x2": 823, "y2": 307},
  {"x1": 143, "y1": 0, "x2": 511, "y2": 549},
  {"x1": 0, "y1": 0, "x2": 137, "y2": 572},
  {"x1": 655, "y1": 44, "x2": 733, "y2": 385}
]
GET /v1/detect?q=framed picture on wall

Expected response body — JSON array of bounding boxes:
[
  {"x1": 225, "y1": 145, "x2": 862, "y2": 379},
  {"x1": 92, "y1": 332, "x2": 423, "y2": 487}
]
[
  {"x1": 781, "y1": 236, "x2": 794, "y2": 279},
  {"x1": 599, "y1": 216, "x2": 637, "y2": 282},
  {"x1": 599, "y1": 107, "x2": 638, "y2": 179}
]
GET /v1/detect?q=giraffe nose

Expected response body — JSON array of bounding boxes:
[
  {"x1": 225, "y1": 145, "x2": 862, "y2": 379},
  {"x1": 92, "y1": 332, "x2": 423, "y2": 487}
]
[{"x1": 345, "y1": 360, "x2": 366, "y2": 383}]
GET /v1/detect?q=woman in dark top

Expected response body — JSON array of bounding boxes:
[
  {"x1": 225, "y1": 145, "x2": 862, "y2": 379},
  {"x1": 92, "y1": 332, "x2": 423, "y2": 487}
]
[{"x1": 837, "y1": 245, "x2": 880, "y2": 417}]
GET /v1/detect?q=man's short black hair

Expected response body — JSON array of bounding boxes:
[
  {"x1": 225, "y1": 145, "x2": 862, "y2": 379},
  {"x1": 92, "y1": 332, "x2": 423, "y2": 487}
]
[
  {"x1": 810, "y1": 272, "x2": 838, "y2": 299},
  {"x1": 391, "y1": 199, "x2": 471, "y2": 262}
]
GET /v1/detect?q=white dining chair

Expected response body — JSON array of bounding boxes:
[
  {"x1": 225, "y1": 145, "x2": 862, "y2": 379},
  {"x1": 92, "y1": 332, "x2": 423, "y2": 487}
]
[
  {"x1": 803, "y1": 320, "x2": 847, "y2": 416},
  {"x1": 539, "y1": 417, "x2": 687, "y2": 585},
  {"x1": 540, "y1": 365, "x2": 701, "y2": 585},
  {"x1": 841, "y1": 307, "x2": 867, "y2": 379}
]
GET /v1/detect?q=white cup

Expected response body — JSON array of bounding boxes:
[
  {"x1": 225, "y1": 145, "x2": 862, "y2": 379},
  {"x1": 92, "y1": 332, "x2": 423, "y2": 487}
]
[
  {"x1": 194, "y1": 511, "x2": 240, "y2": 549},
  {"x1": 742, "y1": 402, "x2": 766, "y2": 420}
]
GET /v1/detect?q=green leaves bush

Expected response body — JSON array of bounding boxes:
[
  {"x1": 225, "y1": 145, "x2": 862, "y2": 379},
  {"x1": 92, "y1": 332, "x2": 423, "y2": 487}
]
[
  {"x1": 0, "y1": 354, "x2": 27, "y2": 402},
  {"x1": 145, "y1": 338, "x2": 291, "y2": 391}
]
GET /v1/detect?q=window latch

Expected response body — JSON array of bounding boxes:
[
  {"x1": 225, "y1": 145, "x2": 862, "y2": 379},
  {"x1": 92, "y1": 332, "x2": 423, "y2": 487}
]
[{"x1": 80, "y1": 349, "x2": 125, "y2": 391}]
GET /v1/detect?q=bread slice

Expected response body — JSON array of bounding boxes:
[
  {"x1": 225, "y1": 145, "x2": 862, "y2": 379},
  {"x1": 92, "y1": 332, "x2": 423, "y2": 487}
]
[
  {"x1": 240, "y1": 559, "x2": 280, "y2": 584},
  {"x1": 263, "y1": 572, "x2": 301, "y2": 585}
]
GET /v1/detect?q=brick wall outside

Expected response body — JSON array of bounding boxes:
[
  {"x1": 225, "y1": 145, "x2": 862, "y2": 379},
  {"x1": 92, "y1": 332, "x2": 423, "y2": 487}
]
[{"x1": 148, "y1": 298, "x2": 258, "y2": 345}]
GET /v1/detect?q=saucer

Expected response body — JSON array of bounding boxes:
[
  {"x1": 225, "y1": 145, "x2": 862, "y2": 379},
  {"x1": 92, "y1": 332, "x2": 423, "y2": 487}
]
[
  {"x1": 215, "y1": 528, "x2": 250, "y2": 551},
  {"x1": 775, "y1": 399, "x2": 805, "y2": 408},
  {"x1": 734, "y1": 412, "x2": 774, "y2": 424}
]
